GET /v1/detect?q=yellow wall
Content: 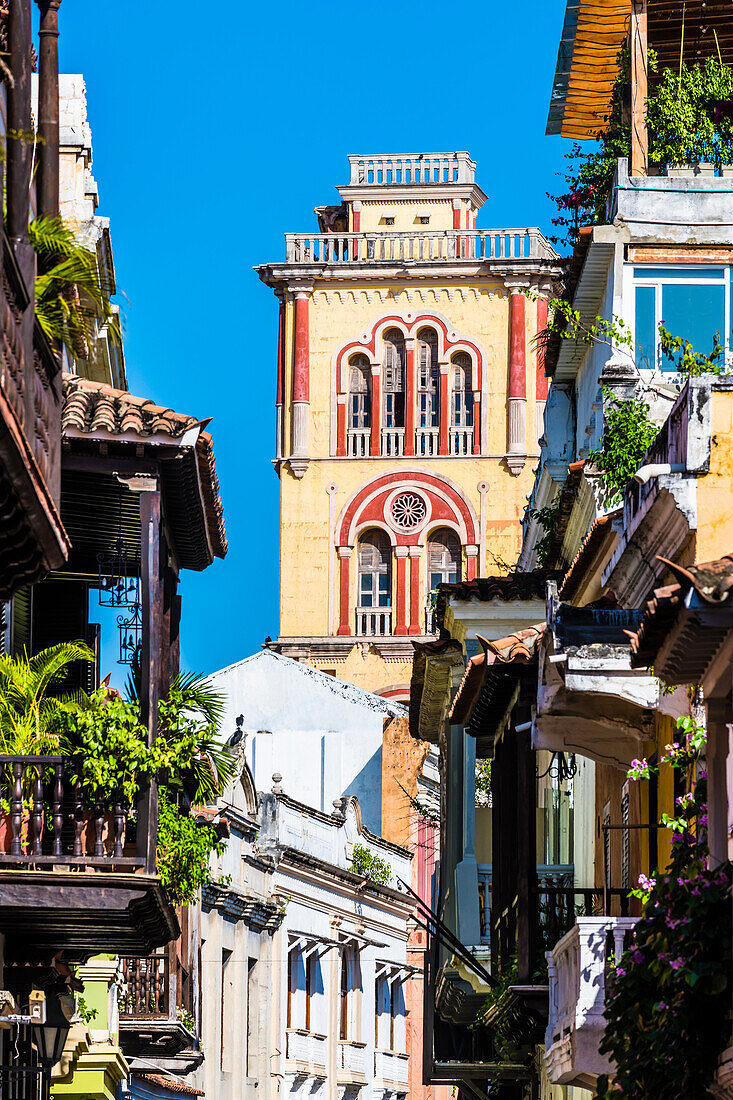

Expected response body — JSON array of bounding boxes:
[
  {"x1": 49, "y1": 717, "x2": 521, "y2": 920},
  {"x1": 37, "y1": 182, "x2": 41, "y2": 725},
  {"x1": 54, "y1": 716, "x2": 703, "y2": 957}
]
[
  {"x1": 276, "y1": 230, "x2": 544, "y2": 696},
  {"x1": 356, "y1": 199, "x2": 458, "y2": 233},
  {"x1": 695, "y1": 388, "x2": 733, "y2": 561}
]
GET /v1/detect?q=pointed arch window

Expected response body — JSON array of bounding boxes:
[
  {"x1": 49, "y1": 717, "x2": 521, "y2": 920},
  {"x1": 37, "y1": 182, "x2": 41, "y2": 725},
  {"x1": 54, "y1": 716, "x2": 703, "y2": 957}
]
[
  {"x1": 427, "y1": 528, "x2": 461, "y2": 592},
  {"x1": 358, "y1": 530, "x2": 392, "y2": 608},
  {"x1": 349, "y1": 354, "x2": 371, "y2": 429},
  {"x1": 382, "y1": 329, "x2": 405, "y2": 428},
  {"x1": 417, "y1": 328, "x2": 439, "y2": 429},
  {"x1": 452, "y1": 353, "x2": 473, "y2": 427}
]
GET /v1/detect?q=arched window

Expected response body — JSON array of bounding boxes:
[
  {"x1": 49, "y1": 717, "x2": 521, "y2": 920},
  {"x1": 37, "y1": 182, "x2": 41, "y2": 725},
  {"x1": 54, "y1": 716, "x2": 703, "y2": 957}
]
[
  {"x1": 417, "y1": 328, "x2": 439, "y2": 428},
  {"x1": 349, "y1": 355, "x2": 371, "y2": 429},
  {"x1": 358, "y1": 530, "x2": 392, "y2": 608},
  {"x1": 427, "y1": 528, "x2": 461, "y2": 592},
  {"x1": 382, "y1": 329, "x2": 405, "y2": 428},
  {"x1": 452, "y1": 353, "x2": 473, "y2": 427}
]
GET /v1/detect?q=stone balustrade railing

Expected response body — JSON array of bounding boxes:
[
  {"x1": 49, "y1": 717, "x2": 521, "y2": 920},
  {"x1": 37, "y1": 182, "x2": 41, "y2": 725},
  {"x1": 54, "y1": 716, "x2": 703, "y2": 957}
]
[
  {"x1": 348, "y1": 152, "x2": 475, "y2": 186},
  {"x1": 545, "y1": 916, "x2": 638, "y2": 1087},
  {"x1": 374, "y1": 1049, "x2": 409, "y2": 1085},
  {"x1": 284, "y1": 228, "x2": 555, "y2": 266}
]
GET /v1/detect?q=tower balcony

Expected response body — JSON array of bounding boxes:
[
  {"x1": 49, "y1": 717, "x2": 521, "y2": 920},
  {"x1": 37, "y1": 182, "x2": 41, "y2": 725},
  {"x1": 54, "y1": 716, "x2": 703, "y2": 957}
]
[
  {"x1": 283, "y1": 228, "x2": 555, "y2": 267},
  {"x1": 347, "y1": 426, "x2": 474, "y2": 458},
  {"x1": 347, "y1": 151, "x2": 476, "y2": 186}
]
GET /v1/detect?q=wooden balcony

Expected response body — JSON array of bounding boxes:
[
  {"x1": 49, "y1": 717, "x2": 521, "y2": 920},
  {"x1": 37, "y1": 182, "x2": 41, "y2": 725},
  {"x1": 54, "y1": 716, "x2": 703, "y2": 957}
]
[
  {"x1": 118, "y1": 946, "x2": 202, "y2": 1075},
  {"x1": 545, "y1": 917, "x2": 638, "y2": 1089},
  {"x1": 0, "y1": 231, "x2": 68, "y2": 598},
  {"x1": 337, "y1": 1040, "x2": 367, "y2": 1085},
  {"x1": 374, "y1": 1049, "x2": 409, "y2": 1088},
  {"x1": 0, "y1": 755, "x2": 178, "y2": 962}
]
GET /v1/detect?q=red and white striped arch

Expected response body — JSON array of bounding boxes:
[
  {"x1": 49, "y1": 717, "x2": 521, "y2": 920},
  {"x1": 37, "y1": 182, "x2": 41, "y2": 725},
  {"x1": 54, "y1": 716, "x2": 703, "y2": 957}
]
[{"x1": 335, "y1": 470, "x2": 479, "y2": 636}]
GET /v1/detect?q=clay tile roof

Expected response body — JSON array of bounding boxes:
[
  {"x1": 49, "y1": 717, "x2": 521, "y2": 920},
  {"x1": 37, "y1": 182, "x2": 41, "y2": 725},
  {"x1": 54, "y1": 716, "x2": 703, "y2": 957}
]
[
  {"x1": 438, "y1": 571, "x2": 553, "y2": 605},
  {"x1": 450, "y1": 624, "x2": 546, "y2": 725},
  {"x1": 137, "y1": 1074, "x2": 204, "y2": 1096},
  {"x1": 559, "y1": 511, "x2": 620, "y2": 602},
  {"x1": 62, "y1": 374, "x2": 227, "y2": 563},
  {"x1": 630, "y1": 553, "x2": 733, "y2": 668}
]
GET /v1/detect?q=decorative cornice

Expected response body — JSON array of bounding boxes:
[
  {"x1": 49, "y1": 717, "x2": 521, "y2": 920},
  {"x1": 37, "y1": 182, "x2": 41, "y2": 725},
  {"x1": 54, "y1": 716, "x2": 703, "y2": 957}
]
[{"x1": 201, "y1": 883, "x2": 284, "y2": 932}]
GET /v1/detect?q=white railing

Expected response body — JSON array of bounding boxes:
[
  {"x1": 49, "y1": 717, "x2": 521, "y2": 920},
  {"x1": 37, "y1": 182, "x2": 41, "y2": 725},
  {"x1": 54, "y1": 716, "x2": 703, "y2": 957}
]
[
  {"x1": 348, "y1": 151, "x2": 475, "y2": 185},
  {"x1": 355, "y1": 607, "x2": 392, "y2": 637},
  {"x1": 285, "y1": 1029, "x2": 328, "y2": 1073},
  {"x1": 338, "y1": 1041, "x2": 367, "y2": 1079},
  {"x1": 545, "y1": 917, "x2": 638, "y2": 1087},
  {"x1": 416, "y1": 427, "x2": 439, "y2": 456},
  {"x1": 450, "y1": 427, "x2": 473, "y2": 455},
  {"x1": 347, "y1": 428, "x2": 370, "y2": 456},
  {"x1": 284, "y1": 228, "x2": 556, "y2": 265},
  {"x1": 374, "y1": 1049, "x2": 409, "y2": 1086},
  {"x1": 381, "y1": 427, "x2": 405, "y2": 456}
]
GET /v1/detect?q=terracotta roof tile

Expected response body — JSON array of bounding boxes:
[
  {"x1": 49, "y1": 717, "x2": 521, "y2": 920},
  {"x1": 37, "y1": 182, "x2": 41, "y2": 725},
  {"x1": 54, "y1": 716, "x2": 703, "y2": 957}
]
[
  {"x1": 136, "y1": 1073, "x2": 203, "y2": 1096},
  {"x1": 559, "y1": 511, "x2": 620, "y2": 602},
  {"x1": 438, "y1": 571, "x2": 553, "y2": 604},
  {"x1": 630, "y1": 553, "x2": 733, "y2": 667},
  {"x1": 450, "y1": 625, "x2": 546, "y2": 725},
  {"x1": 62, "y1": 373, "x2": 227, "y2": 561}
]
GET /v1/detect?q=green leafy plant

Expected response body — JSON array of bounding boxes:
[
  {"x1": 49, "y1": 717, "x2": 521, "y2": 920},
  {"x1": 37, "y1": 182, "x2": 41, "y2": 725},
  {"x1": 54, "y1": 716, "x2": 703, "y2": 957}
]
[
  {"x1": 658, "y1": 325, "x2": 725, "y2": 376},
  {"x1": 29, "y1": 214, "x2": 121, "y2": 360},
  {"x1": 588, "y1": 390, "x2": 659, "y2": 503},
  {"x1": 75, "y1": 996, "x2": 98, "y2": 1026},
  {"x1": 528, "y1": 495, "x2": 562, "y2": 567},
  {"x1": 176, "y1": 1005, "x2": 195, "y2": 1032},
  {"x1": 157, "y1": 789, "x2": 227, "y2": 905},
  {"x1": 475, "y1": 759, "x2": 492, "y2": 808},
  {"x1": 648, "y1": 56, "x2": 733, "y2": 169},
  {"x1": 597, "y1": 718, "x2": 733, "y2": 1099},
  {"x1": 0, "y1": 642, "x2": 92, "y2": 757},
  {"x1": 349, "y1": 842, "x2": 392, "y2": 886}
]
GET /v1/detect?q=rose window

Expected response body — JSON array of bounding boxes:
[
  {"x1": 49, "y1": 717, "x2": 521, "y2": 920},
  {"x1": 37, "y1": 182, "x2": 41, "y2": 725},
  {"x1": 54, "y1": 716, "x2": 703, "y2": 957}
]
[{"x1": 390, "y1": 492, "x2": 427, "y2": 531}]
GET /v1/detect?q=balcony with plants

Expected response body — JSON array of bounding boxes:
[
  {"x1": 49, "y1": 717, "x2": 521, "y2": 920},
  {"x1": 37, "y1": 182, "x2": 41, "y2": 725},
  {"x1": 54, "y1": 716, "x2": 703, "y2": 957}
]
[{"x1": 0, "y1": 644, "x2": 234, "y2": 965}]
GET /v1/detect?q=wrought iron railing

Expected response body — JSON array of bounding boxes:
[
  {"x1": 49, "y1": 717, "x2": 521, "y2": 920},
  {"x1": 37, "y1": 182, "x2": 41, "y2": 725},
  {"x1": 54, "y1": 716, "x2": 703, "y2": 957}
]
[{"x1": 0, "y1": 1065, "x2": 44, "y2": 1100}]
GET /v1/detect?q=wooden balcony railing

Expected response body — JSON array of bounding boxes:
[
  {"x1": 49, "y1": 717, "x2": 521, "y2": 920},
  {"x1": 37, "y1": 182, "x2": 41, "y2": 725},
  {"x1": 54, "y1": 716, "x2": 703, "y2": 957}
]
[
  {"x1": 0, "y1": 1064, "x2": 43, "y2": 1100},
  {"x1": 119, "y1": 946, "x2": 194, "y2": 1025},
  {"x1": 0, "y1": 754, "x2": 149, "y2": 870}
]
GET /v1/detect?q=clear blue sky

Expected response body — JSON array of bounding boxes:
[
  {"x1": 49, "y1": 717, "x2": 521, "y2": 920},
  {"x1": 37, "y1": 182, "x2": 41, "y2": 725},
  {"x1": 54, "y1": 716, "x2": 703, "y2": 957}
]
[{"x1": 54, "y1": 0, "x2": 573, "y2": 682}]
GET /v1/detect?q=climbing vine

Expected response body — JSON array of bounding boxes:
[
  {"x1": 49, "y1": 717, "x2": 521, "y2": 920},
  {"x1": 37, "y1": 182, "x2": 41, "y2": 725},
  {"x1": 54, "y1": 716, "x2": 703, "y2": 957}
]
[
  {"x1": 596, "y1": 717, "x2": 733, "y2": 1099},
  {"x1": 587, "y1": 390, "x2": 659, "y2": 503}
]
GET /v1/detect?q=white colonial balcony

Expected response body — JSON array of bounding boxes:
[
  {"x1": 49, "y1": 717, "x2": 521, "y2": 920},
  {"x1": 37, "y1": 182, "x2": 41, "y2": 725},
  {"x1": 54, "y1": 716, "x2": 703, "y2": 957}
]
[
  {"x1": 355, "y1": 607, "x2": 392, "y2": 638},
  {"x1": 347, "y1": 428, "x2": 370, "y2": 457},
  {"x1": 545, "y1": 917, "x2": 638, "y2": 1090},
  {"x1": 285, "y1": 1029, "x2": 328, "y2": 1078},
  {"x1": 337, "y1": 1040, "x2": 368, "y2": 1084},
  {"x1": 374, "y1": 1049, "x2": 409, "y2": 1089},
  {"x1": 450, "y1": 427, "x2": 473, "y2": 455},
  {"x1": 284, "y1": 228, "x2": 555, "y2": 266}
]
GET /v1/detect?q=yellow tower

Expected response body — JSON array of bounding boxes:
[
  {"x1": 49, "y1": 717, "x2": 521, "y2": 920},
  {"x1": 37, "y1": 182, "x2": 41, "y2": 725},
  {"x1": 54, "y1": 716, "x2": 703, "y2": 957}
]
[{"x1": 257, "y1": 153, "x2": 559, "y2": 698}]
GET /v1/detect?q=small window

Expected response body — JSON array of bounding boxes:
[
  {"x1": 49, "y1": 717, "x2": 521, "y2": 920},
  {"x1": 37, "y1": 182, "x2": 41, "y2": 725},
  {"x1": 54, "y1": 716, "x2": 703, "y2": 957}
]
[
  {"x1": 427, "y1": 528, "x2": 461, "y2": 594},
  {"x1": 358, "y1": 531, "x2": 392, "y2": 609},
  {"x1": 451, "y1": 353, "x2": 473, "y2": 428},
  {"x1": 418, "y1": 215, "x2": 430, "y2": 225},
  {"x1": 349, "y1": 354, "x2": 371, "y2": 430},
  {"x1": 384, "y1": 216, "x2": 395, "y2": 226},
  {"x1": 416, "y1": 328, "x2": 439, "y2": 429},
  {"x1": 382, "y1": 329, "x2": 405, "y2": 428}
]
